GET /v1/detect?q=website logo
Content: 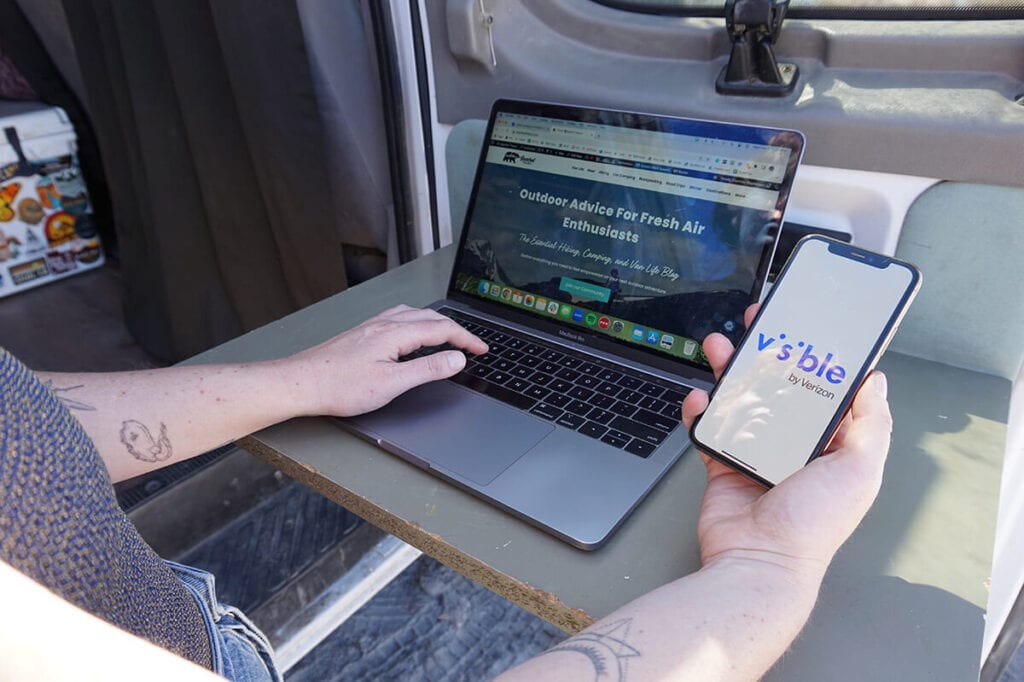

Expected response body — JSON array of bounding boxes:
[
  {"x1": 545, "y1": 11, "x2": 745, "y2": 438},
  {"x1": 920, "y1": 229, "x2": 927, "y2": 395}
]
[
  {"x1": 502, "y1": 151, "x2": 536, "y2": 166},
  {"x1": 757, "y1": 333, "x2": 847, "y2": 385}
]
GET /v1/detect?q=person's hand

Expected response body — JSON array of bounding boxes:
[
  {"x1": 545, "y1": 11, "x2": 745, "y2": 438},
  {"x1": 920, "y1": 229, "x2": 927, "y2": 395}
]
[
  {"x1": 282, "y1": 305, "x2": 488, "y2": 418},
  {"x1": 682, "y1": 304, "x2": 893, "y2": 581}
]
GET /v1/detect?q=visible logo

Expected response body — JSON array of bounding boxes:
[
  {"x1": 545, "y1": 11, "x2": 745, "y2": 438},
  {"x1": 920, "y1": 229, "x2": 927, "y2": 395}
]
[
  {"x1": 572, "y1": 308, "x2": 585, "y2": 322},
  {"x1": 535, "y1": 297, "x2": 548, "y2": 311},
  {"x1": 546, "y1": 301, "x2": 560, "y2": 315},
  {"x1": 682, "y1": 339, "x2": 698, "y2": 358},
  {"x1": 757, "y1": 332, "x2": 847, "y2": 385},
  {"x1": 478, "y1": 280, "x2": 490, "y2": 295},
  {"x1": 631, "y1": 326, "x2": 645, "y2": 341},
  {"x1": 659, "y1": 335, "x2": 674, "y2": 349},
  {"x1": 524, "y1": 294, "x2": 535, "y2": 307},
  {"x1": 501, "y1": 287, "x2": 512, "y2": 300},
  {"x1": 611, "y1": 320, "x2": 624, "y2": 333},
  {"x1": 584, "y1": 312, "x2": 598, "y2": 326},
  {"x1": 489, "y1": 284, "x2": 501, "y2": 297},
  {"x1": 646, "y1": 330, "x2": 660, "y2": 345},
  {"x1": 598, "y1": 317, "x2": 611, "y2": 330},
  {"x1": 512, "y1": 291, "x2": 524, "y2": 304},
  {"x1": 559, "y1": 304, "x2": 572, "y2": 318}
]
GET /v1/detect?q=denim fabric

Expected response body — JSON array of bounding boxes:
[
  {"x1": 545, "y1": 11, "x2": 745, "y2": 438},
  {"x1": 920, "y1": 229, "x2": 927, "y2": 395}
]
[{"x1": 166, "y1": 561, "x2": 283, "y2": 682}]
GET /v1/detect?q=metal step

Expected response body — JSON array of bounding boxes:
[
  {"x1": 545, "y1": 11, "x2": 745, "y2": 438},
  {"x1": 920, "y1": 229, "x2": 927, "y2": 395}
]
[
  {"x1": 252, "y1": 526, "x2": 421, "y2": 672},
  {"x1": 126, "y1": 449, "x2": 561, "y2": 679},
  {"x1": 127, "y1": 448, "x2": 418, "y2": 669}
]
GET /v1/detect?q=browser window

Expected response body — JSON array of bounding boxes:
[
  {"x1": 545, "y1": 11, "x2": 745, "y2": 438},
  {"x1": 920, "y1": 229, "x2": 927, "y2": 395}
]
[{"x1": 451, "y1": 105, "x2": 800, "y2": 370}]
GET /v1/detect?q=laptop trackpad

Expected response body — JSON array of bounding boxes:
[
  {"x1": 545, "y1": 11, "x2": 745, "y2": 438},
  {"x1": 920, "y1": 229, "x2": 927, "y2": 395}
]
[{"x1": 354, "y1": 382, "x2": 553, "y2": 486}]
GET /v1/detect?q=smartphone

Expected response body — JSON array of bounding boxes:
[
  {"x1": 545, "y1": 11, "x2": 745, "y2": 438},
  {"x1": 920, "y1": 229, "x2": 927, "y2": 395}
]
[{"x1": 690, "y1": 235, "x2": 921, "y2": 487}]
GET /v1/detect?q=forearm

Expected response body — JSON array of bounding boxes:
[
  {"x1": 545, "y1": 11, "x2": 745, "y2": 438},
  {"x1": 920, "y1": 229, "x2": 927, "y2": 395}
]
[
  {"x1": 498, "y1": 557, "x2": 823, "y2": 682},
  {"x1": 0, "y1": 560, "x2": 221, "y2": 681},
  {"x1": 37, "y1": 360, "x2": 311, "y2": 483}
]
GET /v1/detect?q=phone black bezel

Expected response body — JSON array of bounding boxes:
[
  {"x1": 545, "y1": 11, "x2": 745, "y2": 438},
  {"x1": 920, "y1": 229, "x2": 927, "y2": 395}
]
[{"x1": 689, "y1": 234, "x2": 922, "y2": 487}]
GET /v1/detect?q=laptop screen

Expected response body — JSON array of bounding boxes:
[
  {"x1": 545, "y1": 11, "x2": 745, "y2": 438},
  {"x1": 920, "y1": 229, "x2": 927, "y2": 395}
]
[{"x1": 449, "y1": 100, "x2": 804, "y2": 373}]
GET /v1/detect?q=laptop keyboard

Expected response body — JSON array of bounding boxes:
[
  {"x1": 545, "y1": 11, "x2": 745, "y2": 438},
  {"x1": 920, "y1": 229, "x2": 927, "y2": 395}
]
[{"x1": 421, "y1": 309, "x2": 690, "y2": 459}]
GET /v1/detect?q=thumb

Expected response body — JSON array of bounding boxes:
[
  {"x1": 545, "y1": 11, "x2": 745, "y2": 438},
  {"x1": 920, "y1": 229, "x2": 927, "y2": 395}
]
[{"x1": 681, "y1": 389, "x2": 709, "y2": 431}]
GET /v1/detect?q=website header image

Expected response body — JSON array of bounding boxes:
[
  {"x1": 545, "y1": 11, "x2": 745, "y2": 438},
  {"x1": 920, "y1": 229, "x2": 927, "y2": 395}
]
[{"x1": 457, "y1": 150, "x2": 770, "y2": 346}]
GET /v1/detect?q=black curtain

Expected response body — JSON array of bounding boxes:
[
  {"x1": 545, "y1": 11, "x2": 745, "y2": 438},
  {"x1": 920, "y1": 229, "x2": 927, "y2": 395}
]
[{"x1": 57, "y1": 0, "x2": 364, "y2": 361}]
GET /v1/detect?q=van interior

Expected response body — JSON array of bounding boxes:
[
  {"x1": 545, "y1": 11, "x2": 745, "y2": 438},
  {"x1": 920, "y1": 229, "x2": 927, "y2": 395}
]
[{"x1": 1, "y1": 0, "x2": 1023, "y2": 678}]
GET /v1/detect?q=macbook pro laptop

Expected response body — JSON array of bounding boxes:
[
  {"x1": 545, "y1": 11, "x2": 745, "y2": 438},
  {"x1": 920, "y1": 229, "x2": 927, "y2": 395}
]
[{"x1": 342, "y1": 100, "x2": 804, "y2": 549}]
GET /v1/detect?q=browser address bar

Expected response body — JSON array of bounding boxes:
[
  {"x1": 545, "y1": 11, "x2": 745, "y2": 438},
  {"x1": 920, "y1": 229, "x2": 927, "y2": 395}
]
[{"x1": 492, "y1": 127, "x2": 786, "y2": 183}]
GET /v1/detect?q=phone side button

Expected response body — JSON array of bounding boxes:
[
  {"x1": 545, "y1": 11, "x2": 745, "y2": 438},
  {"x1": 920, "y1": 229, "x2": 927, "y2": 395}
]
[{"x1": 624, "y1": 440, "x2": 656, "y2": 459}]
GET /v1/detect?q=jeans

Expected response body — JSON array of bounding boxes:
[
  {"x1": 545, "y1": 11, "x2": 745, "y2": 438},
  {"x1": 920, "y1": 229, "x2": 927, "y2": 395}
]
[{"x1": 166, "y1": 561, "x2": 283, "y2": 682}]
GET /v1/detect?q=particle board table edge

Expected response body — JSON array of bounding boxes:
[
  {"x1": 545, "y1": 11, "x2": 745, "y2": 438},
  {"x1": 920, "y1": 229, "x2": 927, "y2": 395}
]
[{"x1": 236, "y1": 434, "x2": 596, "y2": 634}]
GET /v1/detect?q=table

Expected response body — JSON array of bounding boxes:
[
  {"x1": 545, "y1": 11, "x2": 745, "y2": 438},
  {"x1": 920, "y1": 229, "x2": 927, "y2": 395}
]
[{"x1": 192, "y1": 245, "x2": 1008, "y2": 680}]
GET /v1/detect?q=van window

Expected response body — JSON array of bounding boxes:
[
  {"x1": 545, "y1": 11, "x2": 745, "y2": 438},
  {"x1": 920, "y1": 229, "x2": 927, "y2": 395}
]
[{"x1": 592, "y1": 0, "x2": 1024, "y2": 20}]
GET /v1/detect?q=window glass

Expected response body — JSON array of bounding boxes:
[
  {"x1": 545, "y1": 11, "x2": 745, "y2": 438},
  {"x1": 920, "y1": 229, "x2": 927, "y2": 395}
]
[{"x1": 592, "y1": 0, "x2": 1024, "y2": 20}]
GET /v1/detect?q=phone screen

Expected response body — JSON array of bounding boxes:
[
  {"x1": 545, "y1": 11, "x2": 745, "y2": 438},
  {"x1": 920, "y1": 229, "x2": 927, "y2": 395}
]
[{"x1": 691, "y1": 237, "x2": 919, "y2": 485}]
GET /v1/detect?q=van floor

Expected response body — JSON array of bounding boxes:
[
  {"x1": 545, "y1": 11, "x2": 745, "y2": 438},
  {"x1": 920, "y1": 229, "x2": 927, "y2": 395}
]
[{"x1": 0, "y1": 264, "x2": 563, "y2": 679}]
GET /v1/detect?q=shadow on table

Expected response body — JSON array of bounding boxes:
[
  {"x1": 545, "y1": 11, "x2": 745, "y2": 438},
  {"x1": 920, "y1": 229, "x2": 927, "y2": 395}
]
[{"x1": 768, "y1": 576, "x2": 983, "y2": 681}]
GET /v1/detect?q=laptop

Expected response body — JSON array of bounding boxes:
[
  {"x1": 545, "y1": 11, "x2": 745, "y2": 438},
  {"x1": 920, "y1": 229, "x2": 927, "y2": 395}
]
[{"x1": 342, "y1": 100, "x2": 804, "y2": 550}]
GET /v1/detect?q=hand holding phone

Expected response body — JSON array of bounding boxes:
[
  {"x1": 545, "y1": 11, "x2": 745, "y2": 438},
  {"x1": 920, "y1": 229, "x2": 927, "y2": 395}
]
[
  {"x1": 690, "y1": 236, "x2": 920, "y2": 487},
  {"x1": 681, "y1": 303, "x2": 896, "y2": 574}
]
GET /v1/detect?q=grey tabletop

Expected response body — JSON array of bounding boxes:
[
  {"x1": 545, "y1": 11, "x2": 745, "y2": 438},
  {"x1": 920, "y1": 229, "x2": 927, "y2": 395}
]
[{"x1": 192, "y1": 246, "x2": 1007, "y2": 680}]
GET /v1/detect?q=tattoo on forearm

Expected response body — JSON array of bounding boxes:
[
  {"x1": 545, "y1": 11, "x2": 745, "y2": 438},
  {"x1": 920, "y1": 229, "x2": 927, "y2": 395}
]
[
  {"x1": 42, "y1": 380, "x2": 96, "y2": 411},
  {"x1": 119, "y1": 420, "x2": 173, "y2": 462},
  {"x1": 544, "y1": 619, "x2": 640, "y2": 681}
]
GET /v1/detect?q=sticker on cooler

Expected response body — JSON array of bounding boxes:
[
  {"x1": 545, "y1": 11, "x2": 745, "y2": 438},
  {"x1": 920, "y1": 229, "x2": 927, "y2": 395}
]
[{"x1": 0, "y1": 104, "x2": 105, "y2": 299}]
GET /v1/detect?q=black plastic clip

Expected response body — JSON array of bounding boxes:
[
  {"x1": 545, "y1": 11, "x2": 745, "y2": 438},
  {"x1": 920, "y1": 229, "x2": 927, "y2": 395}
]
[{"x1": 715, "y1": 0, "x2": 799, "y2": 97}]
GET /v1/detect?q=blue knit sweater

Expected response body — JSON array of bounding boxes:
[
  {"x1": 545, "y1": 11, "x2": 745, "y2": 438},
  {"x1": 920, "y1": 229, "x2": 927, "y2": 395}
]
[{"x1": 0, "y1": 347, "x2": 212, "y2": 668}]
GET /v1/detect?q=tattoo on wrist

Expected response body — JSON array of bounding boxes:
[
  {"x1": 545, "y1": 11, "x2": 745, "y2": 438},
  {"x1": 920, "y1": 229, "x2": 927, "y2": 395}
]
[
  {"x1": 119, "y1": 420, "x2": 173, "y2": 462},
  {"x1": 42, "y1": 380, "x2": 96, "y2": 412},
  {"x1": 544, "y1": 619, "x2": 640, "y2": 681}
]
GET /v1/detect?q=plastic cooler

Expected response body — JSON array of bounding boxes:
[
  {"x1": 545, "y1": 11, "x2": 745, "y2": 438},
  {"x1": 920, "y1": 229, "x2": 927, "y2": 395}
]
[{"x1": 0, "y1": 101, "x2": 104, "y2": 298}]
